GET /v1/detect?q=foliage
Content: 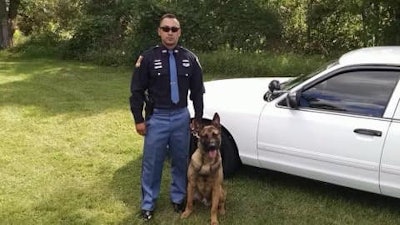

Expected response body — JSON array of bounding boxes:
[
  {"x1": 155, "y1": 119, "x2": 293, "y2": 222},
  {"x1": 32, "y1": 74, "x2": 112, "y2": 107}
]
[
  {"x1": 198, "y1": 50, "x2": 328, "y2": 77},
  {"x1": 7, "y1": 0, "x2": 400, "y2": 65},
  {"x1": 18, "y1": 0, "x2": 81, "y2": 36},
  {"x1": 214, "y1": 0, "x2": 282, "y2": 51},
  {"x1": 63, "y1": 16, "x2": 120, "y2": 59},
  {"x1": 273, "y1": 0, "x2": 400, "y2": 55}
]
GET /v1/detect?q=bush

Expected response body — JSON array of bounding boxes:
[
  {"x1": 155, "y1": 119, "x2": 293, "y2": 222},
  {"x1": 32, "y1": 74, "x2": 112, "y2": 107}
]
[
  {"x1": 10, "y1": 32, "x2": 62, "y2": 58},
  {"x1": 82, "y1": 48, "x2": 132, "y2": 67},
  {"x1": 198, "y1": 50, "x2": 330, "y2": 78}
]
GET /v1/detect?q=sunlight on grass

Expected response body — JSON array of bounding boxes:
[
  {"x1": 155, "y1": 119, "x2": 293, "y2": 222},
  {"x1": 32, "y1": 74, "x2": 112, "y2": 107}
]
[
  {"x1": 0, "y1": 61, "x2": 32, "y2": 84},
  {"x1": 0, "y1": 74, "x2": 30, "y2": 84},
  {"x1": 0, "y1": 103, "x2": 140, "y2": 224},
  {"x1": 0, "y1": 57, "x2": 140, "y2": 224}
]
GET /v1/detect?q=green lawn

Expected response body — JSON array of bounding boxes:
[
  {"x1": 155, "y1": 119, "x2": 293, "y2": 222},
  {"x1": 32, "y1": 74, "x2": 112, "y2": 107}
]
[{"x1": 1, "y1": 54, "x2": 400, "y2": 225}]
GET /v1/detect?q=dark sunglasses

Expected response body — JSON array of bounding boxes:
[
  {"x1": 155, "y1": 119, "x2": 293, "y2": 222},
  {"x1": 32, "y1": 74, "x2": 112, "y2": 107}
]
[{"x1": 160, "y1": 26, "x2": 180, "y2": 33}]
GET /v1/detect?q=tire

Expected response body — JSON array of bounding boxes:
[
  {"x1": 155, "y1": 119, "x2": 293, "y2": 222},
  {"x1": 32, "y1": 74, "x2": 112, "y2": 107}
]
[
  {"x1": 189, "y1": 132, "x2": 197, "y2": 157},
  {"x1": 220, "y1": 128, "x2": 241, "y2": 178}
]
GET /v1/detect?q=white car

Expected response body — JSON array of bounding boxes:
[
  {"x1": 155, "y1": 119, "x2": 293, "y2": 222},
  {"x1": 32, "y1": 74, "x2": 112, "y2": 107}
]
[{"x1": 189, "y1": 46, "x2": 400, "y2": 199}]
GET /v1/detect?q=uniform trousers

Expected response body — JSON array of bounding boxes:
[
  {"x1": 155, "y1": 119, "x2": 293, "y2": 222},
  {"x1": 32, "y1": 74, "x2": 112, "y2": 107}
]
[{"x1": 141, "y1": 107, "x2": 190, "y2": 211}]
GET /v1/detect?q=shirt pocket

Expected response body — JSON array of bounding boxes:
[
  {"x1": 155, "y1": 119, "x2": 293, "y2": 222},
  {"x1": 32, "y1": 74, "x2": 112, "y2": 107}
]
[
  {"x1": 178, "y1": 59, "x2": 192, "y2": 78},
  {"x1": 150, "y1": 65, "x2": 168, "y2": 78}
]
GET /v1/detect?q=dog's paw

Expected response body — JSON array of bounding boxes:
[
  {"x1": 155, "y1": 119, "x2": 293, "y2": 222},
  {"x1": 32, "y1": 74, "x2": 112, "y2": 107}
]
[
  {"x1": 219, "y1": 208, "x2": 226, "y2": 215},
  {"x1": 180, "y1": 210, "x2": 192, "y2": 219},
  {"x1": 210, "y1": 220, "x2": 219, "y2": 225}
]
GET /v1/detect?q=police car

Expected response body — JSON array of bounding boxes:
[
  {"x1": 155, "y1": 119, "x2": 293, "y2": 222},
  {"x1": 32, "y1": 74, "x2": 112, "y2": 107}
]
[{"x1": 189, "y1": 46, "x2": 400, "y2": 199}]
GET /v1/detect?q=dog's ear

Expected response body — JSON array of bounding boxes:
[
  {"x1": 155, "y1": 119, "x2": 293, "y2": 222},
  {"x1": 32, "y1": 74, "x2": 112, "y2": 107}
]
[{"x1": 211, "y1": 113, "x2": 221, "y2": 129}]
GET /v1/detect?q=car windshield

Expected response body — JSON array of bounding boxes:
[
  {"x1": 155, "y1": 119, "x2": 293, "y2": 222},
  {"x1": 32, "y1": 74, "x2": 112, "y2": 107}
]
[{"x1": 281, "y1": 60, "x2": 338, "y2": 90}]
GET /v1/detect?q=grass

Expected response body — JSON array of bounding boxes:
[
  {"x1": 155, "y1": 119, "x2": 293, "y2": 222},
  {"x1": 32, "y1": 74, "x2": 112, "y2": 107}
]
[{"x1": 1, "y1": 52, "x2": 400, "y2": 225}]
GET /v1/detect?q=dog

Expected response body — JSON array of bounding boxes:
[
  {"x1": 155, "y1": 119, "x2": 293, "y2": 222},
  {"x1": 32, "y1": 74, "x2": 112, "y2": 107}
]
[{"x1": 181, "y1": 112, "x2": 226, "y2": 225}]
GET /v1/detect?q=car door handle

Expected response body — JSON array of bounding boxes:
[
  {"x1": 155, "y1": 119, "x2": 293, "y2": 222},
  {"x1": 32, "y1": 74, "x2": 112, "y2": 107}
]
[{"x1": 353, "y1": 128, "x2": 382, "y2": 137}]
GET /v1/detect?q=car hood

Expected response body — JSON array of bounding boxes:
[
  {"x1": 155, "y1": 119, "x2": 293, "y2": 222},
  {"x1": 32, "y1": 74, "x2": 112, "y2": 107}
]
[{"x1": 196, "y1": 77, "x2": 290, "y2": 119}]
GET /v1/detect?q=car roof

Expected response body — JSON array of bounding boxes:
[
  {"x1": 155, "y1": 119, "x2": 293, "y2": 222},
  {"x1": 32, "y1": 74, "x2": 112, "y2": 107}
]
[{"x1": 338, "y1": 46, "x2": 400, "y2": 66}]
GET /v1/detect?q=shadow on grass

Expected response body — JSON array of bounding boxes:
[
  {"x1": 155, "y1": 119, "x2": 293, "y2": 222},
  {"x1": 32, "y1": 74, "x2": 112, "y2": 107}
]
[
  {"x1": 0, "y1": 57, "x2": 132, "y2": 118},
  {"x1": 236, "y1": 165, "x2": 400, "y2": 211},
  {"x1": 109, "y1": 161, "x2": 400, "y2": 225},
  {"x1": 111, "y1": 158, "x2": 143, "y2": 225},
  {"x1": 111, "y1": 158, "x2": 186, "y2": 225}
]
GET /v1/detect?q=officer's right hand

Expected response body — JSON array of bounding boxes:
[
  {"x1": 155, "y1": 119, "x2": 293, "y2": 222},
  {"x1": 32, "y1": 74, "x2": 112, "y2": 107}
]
[{"x1": 135, "y1": 122, "x2": 146, "y2": 136}]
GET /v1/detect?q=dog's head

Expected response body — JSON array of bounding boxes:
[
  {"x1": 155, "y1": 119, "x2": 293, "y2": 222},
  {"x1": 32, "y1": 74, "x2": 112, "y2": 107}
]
[{"x1": 194, "y1": 113, "x2": 221, "y2": 159}]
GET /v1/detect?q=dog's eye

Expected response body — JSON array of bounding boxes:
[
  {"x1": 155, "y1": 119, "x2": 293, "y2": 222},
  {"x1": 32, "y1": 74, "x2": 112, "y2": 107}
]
[
  {"x1": 212, "y1": 131, "x2": 220, "y2": 136},
  {"x1": 199, "y1": 133, "x2": 207, "y2": 138}
]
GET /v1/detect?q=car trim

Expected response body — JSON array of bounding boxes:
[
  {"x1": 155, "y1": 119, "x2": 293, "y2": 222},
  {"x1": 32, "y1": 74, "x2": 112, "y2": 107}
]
[
  {"x1": 274, "y1": 102, "x2": 394, "y2": 122},
  {"x1": 381, "y1": 164, "x2": 400, "y2": 176},
  {"x1": 258, "y1": 143, "x2": 378, "y2": 171},
  {"x1": 386, "y1": 80, "x2": 400, "y2": 119}
]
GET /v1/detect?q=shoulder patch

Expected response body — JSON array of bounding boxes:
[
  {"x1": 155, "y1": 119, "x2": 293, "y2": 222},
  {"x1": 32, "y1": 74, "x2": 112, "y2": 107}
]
[{"x1": 135, "y1": 56, "x2": 143, "y2": 68}]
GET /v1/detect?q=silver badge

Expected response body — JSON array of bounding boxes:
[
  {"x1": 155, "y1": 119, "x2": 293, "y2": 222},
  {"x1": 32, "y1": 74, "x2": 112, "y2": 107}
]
[
  {"x1": 182, "y1": 59, "x2": 190, "y2": 67},
  {"x1": 154, "y1": 59, "x2": 162, "y2": 69}
]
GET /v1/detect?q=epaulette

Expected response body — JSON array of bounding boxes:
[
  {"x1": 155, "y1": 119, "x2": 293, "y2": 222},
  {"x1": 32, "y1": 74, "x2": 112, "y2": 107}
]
[
  {"x1": 152, "y1": 45, "x2": 161, "y2": 50},
  {"x1": 178, "y1": 46, "x2": 197, "y2": 57},
  {"x1": 178, "y1": 46, "x2": 201, "y2": 68}
]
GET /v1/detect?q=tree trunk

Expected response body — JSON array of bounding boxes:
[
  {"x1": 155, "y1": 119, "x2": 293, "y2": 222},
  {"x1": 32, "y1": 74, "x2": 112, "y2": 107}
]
[
  {"x1": 0, "y1": 0, "x2": 8, "y2": 49},
  {"x1": 8, "y1": 0, "x2": 20, "y2": 47},
  {"x1": 0, "y1": 0, "x2": 20, "y2": 49}
]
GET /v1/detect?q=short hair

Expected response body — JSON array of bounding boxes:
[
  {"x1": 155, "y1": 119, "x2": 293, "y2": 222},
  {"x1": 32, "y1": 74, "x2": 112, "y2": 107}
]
[{"x1": 159, "y1": 13, "x2": 179, "y2": 25}]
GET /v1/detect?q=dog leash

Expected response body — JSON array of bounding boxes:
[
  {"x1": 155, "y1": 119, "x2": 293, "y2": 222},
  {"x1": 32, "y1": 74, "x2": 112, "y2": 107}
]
[{"x1": 190, "y1": 122, "x2": 200, "y2": 139}]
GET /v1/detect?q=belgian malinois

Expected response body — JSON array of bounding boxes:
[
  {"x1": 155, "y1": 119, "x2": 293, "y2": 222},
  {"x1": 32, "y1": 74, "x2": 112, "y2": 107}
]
[{"x1": 181, "y1": 112, "x2": 226, "y2": 225}]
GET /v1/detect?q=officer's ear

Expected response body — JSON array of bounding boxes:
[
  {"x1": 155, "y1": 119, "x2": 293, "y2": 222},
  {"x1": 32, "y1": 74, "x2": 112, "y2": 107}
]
[{"x1": 157, "y1": 27, "x2": 162, "y2": 37}]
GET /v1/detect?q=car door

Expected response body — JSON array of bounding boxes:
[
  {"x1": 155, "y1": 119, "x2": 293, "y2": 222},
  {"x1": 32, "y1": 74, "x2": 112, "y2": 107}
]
[
  {"x1": 257, "y1": 68, "x2": 399, "y2": 194},
  {"x1": 380, "y1": 93, "x2": 400, "y2": 198}
]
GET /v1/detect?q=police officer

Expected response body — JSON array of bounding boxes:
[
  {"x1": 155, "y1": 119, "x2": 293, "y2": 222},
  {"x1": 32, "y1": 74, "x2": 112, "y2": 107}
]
[{"x1": 129, "y1": 13, "x2": 204, "y2": 221}]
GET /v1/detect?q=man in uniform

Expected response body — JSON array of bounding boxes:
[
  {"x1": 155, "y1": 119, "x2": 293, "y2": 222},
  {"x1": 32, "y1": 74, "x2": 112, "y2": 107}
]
[{"x1": 129, "y1": 13, "x2": 204, "y2": 221}]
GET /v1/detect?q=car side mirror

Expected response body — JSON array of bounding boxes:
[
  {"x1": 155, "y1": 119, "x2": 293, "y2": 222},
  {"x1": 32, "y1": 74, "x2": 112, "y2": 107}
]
[
  {"x1": 268, "y1": 80, "x2": 281, "y2": 92},
  {"x1": 286, "y1": 91, "x2": 300, "y2": 109},
  {"x1": 264, "y1": 79, "x2": 284, "y2": 101}
]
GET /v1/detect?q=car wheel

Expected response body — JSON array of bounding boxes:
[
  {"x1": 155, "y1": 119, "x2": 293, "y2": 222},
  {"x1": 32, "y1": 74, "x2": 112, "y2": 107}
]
[
  {"x1": 189, "y1": 132, "x2": 197, "y2": 157},
  {"x1": 220, "y1": 128, "x2": 241, "y2": 178}
]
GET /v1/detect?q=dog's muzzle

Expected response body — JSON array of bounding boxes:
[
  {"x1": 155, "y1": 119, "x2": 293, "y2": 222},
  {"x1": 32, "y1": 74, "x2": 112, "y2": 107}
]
[{"x1": 203, "y1": 140, "x2": 220, "y2": 158}]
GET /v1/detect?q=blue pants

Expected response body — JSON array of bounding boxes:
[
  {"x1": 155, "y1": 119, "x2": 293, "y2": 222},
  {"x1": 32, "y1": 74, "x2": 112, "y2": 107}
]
[{"x1": 141, "y1": 107, "x2": 190, "y2": 211}]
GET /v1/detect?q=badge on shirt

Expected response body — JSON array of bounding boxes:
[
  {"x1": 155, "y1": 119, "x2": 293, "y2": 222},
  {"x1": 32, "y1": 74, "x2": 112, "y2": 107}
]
[
  {"x1": 154, "y1": 59, "x2": 162, "y2": 69},
  {"x1": 182, "y1": 59, "x2": 190, "y2": 67},
  {"x1": 135, "y1": 56, "x2": 143, "y2": 68}
]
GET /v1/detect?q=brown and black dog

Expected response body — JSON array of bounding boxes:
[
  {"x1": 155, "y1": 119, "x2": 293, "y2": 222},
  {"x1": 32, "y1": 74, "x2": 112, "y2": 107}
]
[{"x1": 181, "y1": 112, "x2": 226, "y2": 225}]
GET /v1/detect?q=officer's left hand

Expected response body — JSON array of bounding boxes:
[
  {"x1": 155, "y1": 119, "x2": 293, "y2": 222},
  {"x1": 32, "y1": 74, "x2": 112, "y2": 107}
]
[{"x1": 135, "y1": 122, "x2": 146, "y2": 136}]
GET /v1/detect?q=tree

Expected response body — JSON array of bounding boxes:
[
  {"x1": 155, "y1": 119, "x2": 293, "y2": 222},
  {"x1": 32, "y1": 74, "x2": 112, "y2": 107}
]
[{"x1": 0, "y1": 0, "x2": 20, "y2": 49}]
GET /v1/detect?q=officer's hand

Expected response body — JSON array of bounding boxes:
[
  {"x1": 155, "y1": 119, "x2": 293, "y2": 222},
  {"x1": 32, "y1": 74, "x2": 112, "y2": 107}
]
[{"x1": 135, "y1": 122, "x2": 146, "y2": 136}]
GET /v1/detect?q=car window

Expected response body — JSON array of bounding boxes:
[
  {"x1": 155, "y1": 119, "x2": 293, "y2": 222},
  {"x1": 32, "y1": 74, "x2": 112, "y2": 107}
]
[
  {"x1": 281, "y1": 60, "x2": 338, "y2": 90},
  {"x1": 298, "y1": 70, "x2": 399, "y2": 117}
]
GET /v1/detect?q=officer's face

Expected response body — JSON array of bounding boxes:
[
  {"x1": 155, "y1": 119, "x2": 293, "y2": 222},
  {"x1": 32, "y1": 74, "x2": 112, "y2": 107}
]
[{"x1": 158, "y1": 18, "x2": 181, "y2": 49}]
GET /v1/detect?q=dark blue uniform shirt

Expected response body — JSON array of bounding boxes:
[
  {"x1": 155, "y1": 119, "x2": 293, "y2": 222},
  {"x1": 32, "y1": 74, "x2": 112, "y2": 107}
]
[{"x1": 130, "y1": 45, "x2": 204, "y2": 124}]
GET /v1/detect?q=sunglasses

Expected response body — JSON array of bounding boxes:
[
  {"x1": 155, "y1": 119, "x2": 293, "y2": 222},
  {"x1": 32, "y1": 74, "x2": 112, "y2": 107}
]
[{"x1": 159, "y1": 26, "x2": 180, "y2": 33}]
